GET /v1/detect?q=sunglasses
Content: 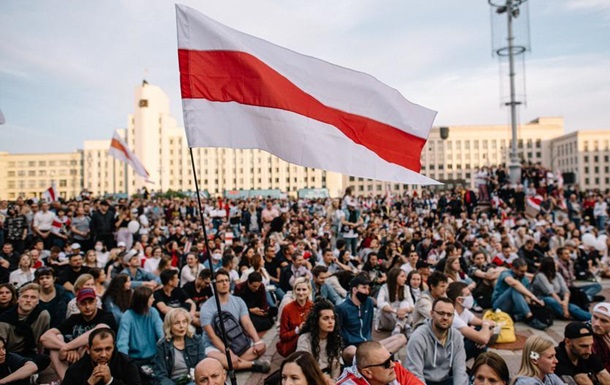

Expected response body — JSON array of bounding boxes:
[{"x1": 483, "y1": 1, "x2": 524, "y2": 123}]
[{"x1": 363, "y1": 353, "x2": 395, "y2": 369}]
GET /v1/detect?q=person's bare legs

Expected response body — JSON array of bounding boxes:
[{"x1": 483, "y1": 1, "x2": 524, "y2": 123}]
[{"x1": 380, "y1": 334, "x2": 407, "y2": 354}]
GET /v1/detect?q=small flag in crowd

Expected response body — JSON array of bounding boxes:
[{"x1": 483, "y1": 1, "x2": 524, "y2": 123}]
[
  {"x1": 43, "y1": 185, "x2": 59, "y2": 202},
  {"x1": 108, "y1": 130, "x2": 152, "y2": 182},
  {"x1": 176, "y1": 5, "x2": 438, "y2": 185}
]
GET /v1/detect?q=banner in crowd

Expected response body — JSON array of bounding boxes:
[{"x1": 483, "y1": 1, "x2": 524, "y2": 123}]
[
  {"x1": 176, "y1": 5, "x2": 438, "y2": 185},
  {"x1": 43, "y1": 185, "x2": 59, "y2": 202}
]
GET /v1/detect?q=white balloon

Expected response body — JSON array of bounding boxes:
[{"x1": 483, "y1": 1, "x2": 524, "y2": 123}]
[
  {"x1": 582, "y1": 233, "x2": 596, "y2": 247},
  {"x1": 128, "y1": 220, "x2": 140, "y2": 234}
]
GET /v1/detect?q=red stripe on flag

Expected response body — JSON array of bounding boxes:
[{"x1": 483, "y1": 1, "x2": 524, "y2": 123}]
[{"x1": 178, "y1": 49, "x2": 425, "y2": 172}]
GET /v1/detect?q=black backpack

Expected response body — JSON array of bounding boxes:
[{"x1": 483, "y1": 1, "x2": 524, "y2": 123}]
[
  {"x1": 212, "y1": 310, "x2": 252, "y2": 356},
  {"x1": 529, "y1": 303, "x2": 554, "y2": 327}
]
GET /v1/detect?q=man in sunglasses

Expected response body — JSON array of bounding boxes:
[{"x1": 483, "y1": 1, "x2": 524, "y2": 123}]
[
  {"x1": 336, "y1": 341, "x2": 422, "y2": 385},
  {"x1": 405, "y1": 297, "x2": 468, "y2": 385}
]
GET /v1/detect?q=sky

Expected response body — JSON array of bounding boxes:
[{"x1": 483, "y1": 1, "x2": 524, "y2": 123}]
[{"x1": 1, "y1": 0, "x2": 609, "y2": 154}]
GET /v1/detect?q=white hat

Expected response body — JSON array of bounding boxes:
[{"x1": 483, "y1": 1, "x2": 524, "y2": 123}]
[
  {"x1": 593, "y1": 303, "x2": 610, "y2": 319},
  {"x1": 117, "y1": 241, "x2": 126, "y2": 247},
  {"x1": 70, "y1": 242, "x2": 81, "y2": 250}
]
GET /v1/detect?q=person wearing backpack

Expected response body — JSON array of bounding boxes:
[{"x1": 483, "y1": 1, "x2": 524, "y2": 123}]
[{"x1": 199, "y1": 269, "x2": 271, "y2": 373}]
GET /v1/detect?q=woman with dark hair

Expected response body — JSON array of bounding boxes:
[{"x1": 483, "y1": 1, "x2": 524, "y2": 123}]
[
  {"x1": 238, "y1": 246, "x2": 256, "y2": 273},
  {"x1": 296, "y1": 299, "x2": 342, "y2": 379},
  {"x1": 532, "y1": 256, "x2": 591, "y2": 321},
  {"x1": 375, "y1": 268, "x2": 413, "y2": 335},
  {"x1": 153, "y1": 308, "x2": 205, "y2": 385},
  {"x1": 117, "y1": 286, "x2": 164, "y2": 371},
  {"x1": 0, "y1": 336, "x2": 39, "y2": 385},
  {"x1": 280, "y1": 351, "x2": 328, "y2": 385},
  {"x1": 89, "y1": 267, "x2": 107, "y2": 297},
  {"x1": 0, "y1": 283, "x2": 17, "y2": 315},
  {"x1": 102, "y1": 273, "x2": 132, "y2": 324},
  {"x1": 406, "y1": 270, "x2": 425, "y2": 304},
  {"x1": 361, "y1": 253, "x2": 387, "y2": 296},
  {"x1": 471, "y1": 351, "x2": 510, "y2": 385}
]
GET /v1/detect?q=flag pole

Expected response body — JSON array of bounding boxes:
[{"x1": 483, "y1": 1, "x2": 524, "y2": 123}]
[{"x1": 188, "y1": 147, "x2": 238, "y2": 385}]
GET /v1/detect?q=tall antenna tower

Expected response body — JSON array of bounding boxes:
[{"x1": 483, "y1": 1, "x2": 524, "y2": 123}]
[{"x1": 489, "y1": 0, "x2": 531, "y2": 184}]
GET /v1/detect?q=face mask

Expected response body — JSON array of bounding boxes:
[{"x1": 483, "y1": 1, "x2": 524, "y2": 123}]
[
  {"x1": 212, "y1": 253, "x2": 222, "y2": 260},
  {"x1": 461, "y1": 295, "x2": 475, "y2": 310},
  {"x1": 355, "y1": 291, "x2": 369, "y2": 303},
  {"x1": 95, "y1": 245, "x2": 103, "y2": 252}
]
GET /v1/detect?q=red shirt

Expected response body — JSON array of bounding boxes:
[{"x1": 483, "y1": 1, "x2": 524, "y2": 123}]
[{"x1": 276, "y1": 300, "x2": 312, "y2": 357}]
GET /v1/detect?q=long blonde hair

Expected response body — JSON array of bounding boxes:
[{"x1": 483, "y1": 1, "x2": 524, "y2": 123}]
[
  {"x1": 512, "y1": 335, "x2": 555, "y2": 384},
  {"x1": 163, "y1": 308, "x2": 195, "y2": 341}
]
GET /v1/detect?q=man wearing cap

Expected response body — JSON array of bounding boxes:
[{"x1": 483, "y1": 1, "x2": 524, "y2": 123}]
[
  {"x1": 120, "y1": 249, "x2": 159, "y2": 289},
  {"x1": 40, "y1": 288, "x2": 117, "y2": 380},
  {"x1": 555, "y1": 321, "x2": 610, "y2": 385},
  {"x1": 591, "y1": 303, "x2": 610, "y2": 374},
  {"x1": 336, "y1": 275, "x2": 406, "y2": 365}
]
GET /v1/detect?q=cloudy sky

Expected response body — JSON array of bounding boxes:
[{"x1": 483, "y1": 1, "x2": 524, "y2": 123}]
[{"x1": 1, "y1": 0, "x2": 609, "y2": 153}]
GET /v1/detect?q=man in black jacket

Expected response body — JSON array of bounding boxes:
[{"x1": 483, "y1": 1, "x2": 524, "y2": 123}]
[
  {"x1": 63, "y1": 327, "x2": 140, "y2": 385},
  {"x1": 90, "y1": 200, "x2": 115, "y2": 250}
]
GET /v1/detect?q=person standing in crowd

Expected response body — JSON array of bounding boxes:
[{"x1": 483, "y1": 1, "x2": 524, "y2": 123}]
[
  {"x1": 90, "y1": 200, "x2": 115, "y2": 250},
  {"x1": 405, "y1": 297, "x2": 468, "y2": 385},
  {"x1": 513, "y1": 335, "x2": 563, "y2": 385}
]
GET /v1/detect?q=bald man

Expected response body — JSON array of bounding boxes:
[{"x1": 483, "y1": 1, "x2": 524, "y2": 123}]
[
  {"x1": 336, "y1": 341, "x2": 422, "y2": 385},
  {"x1": 195, "y1": 358, "x2": 227, "y2": 385}
]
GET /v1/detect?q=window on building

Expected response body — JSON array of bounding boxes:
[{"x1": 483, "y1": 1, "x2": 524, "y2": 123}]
[
  {"x1": 28, "y1": 161, "x2": 35, "y2": 167},
  {"x1": 585, "y1": 178, "x2": 590, "y2": 185},
  {"x1": 584, "y1": 156, "x2": 589, "y2": 162},
  {"x1": 8, "y1": 171, "x2": 15, "y2": 177}
]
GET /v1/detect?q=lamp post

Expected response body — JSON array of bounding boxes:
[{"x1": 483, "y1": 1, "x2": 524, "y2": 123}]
[{"x1": 489, "y1": 0, "x2": 529, "y2": 185}]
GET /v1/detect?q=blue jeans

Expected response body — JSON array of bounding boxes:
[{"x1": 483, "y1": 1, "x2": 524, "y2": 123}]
[
  {"x1": 542, "y1": 296, "x2": 591, "y2": 321},
  {"x1": 492, "y1": 287, "x2": 531, "y2": 319},
  {"x1": 597, "y1": 216, "x2": 608, "y2": 231},
  {"x1": 580, "y1": 283, "x2": 602, "y2": 301}
]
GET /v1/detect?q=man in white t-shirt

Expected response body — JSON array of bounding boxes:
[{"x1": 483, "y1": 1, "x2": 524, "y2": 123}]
[{"x1": 446, "y1": 281, "x2": 496, "y2": 361}]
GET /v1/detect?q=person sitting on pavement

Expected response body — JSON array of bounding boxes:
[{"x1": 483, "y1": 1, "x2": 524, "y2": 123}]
[
  {"x1": 62, "y1": 327, "x2": 141, "y2": 385},
  {"x1": 0, "y1": 283, "x2": 51, "y2": 372},
  {"x1": 0, "y1": 334, "x2": 39, "y2": 385},
  {"x1": 154, "y1": 269, "x2": 197, "y2": 324},
  {"x1": 532, "y1": 256, "x2": 591, "y2": 321},
  {"x1": 591, "y1": 302, "x2": 610, "y2": 374},
  {"x1": 40, "y1": 287, "x2": 117, "y2": 380},
  {"x1": 446, "y1": 281, "x2": 497, "y2": 361},
  {"x1": 121, "y1": 249, "x2": 159, "y2": 289},
  {"x1": 234, "y1": 271, "x2": 277, "y2": 332},
  {"x1": 491, "y1": 258, "x2": 548, "y2": 330},
  {"x1": 280, "y1": 351, "x2": 329, "y2": 385},
  {"x1": 405, "y1": 297, "x2": 468, "y2": 385},
  {"x1": 297, "y1": 299, "x2": 343, "y2": 380},
  {"x1": 336, "y1": 275, "x2": 406, "y2": 366},
  {"x1": 555, "y1": 321, "x2": 610, "y2": 385},
  {"x1": 513, "y1": 335, "x2": 563, "y2": 385},
  {"x1": 310, "y1": 265, "x2": 343, "y2": 306},
  {"x1": 194, "y1": 357, "x2": 227, "y2": 385},
  {"x1": 410, "y1": 271, "x2": 448, "y2": 330},
  {"x1": 375, "y1": 267, "x2": 414, "y2": 336},
  {"x1": 470, "y1": 352, "x2": 510, "y2": 385},
  {"x1": 153, "y1": 308, "x2": 206, "y2": 385},
  {"x1": 277, "y1": 277, "x2": 313, "y2": 357},
  {"x1": 336, "y1": 341, "x2": 423, "y2": 385},
  {"x1": 199, "y1": 269, "x2": 271, "y2": 373}
]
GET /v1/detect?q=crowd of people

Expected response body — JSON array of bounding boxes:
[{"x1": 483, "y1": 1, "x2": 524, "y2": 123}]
[{"x1": 0, "y1": 162, "x2": 609, "y2": 385}]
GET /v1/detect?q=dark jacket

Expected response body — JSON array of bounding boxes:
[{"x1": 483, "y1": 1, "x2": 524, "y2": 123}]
[
  {"x1": 152, "y1": 335, "x2": 206, "y2": 385},
  {"x1": 38, "y1": 284, "x2": 72, "y2": 328},
  {"x1": 63, "y1": 350, "x2": 141, "y2": 385}
]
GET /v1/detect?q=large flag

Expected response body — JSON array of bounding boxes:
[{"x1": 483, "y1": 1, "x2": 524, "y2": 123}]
[
  {"x1": 176, "y1": 5, "x2": 438, "y2": 185},
  {"x1": 43, "y1": 185, "x2": 59, "y2": 202},
  {"x1": 108, "y1": 130, "x2": 151, "y2": 181}
]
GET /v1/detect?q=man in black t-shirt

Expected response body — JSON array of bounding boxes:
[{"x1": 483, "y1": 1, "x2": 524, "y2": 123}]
[
  {"x1": 154, "y1": 269, "x2": 197, "y2": 325},
  {"x1": 40, "y1": 288, "x2": 117, "y2": 380},
  {"x1": 183, "y1": 268, "x2": 213, "y2": 310},
  {"x1": 555, "y1": 322, "x2": 610, "y2": 385},
  {"x1": 57, "y1": 253, "x2": 90, "y2": 294}
]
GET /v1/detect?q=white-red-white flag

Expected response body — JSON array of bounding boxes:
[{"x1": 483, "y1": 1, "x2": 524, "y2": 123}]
[
  {"x1": 108, "y1": 130, "x2": 151, "y2": 181},
  {"x1": 176, "y1": 5, "x2": 438, "y2": 185},
  {"x1": 43, "y1": 185, "x2": 59, "y2": 202}
]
